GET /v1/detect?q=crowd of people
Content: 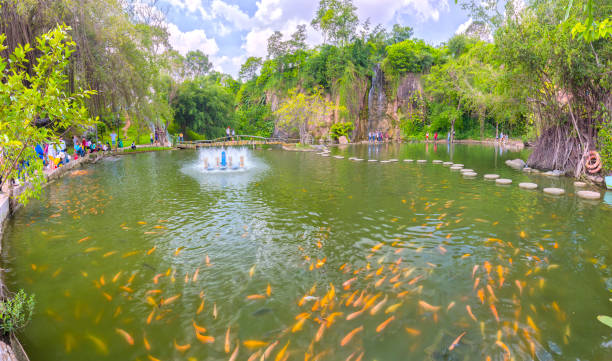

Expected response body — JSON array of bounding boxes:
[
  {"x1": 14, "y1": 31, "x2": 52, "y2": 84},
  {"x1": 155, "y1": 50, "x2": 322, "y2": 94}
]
[{"x1": 368, "y1": 131, "x2": 388, "y2": 143}]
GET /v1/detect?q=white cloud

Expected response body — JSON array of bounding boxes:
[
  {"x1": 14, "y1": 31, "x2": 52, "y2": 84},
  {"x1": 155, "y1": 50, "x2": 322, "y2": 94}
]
[
  {"x1": 167, "y1": 23, "x2": 219, "y2": 56},
  {"x1": 211, "y1": 0, "x2": 252, "y2": 30},
  {"x1": 455, "y1": 18, "x2": 473, "y2": 34},
  {"x1": 254, "y1": 0, "x2": 283, "y2": 23},
  {"x1": 214, "y1": 22, "x2": 232, "y2": 36},
  {"x1": 167, "y1": 0, "x2": 210, "y2": 19},
  {"x1": 242, "y1": 28, "x2": 275, "y2": 58}
]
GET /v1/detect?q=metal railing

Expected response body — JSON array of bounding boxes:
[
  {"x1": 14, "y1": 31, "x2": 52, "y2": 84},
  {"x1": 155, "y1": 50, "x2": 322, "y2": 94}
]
[{"x1": 177, "y1": 135, "x2": 300, "y2": 145}]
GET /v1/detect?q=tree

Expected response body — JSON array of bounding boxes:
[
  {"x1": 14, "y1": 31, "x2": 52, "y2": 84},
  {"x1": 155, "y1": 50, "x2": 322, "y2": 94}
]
[
  {"x1": 311, "y1": 0, "x2": 359, "y2": 45},
  {"x1": 388, "y1": 24, "x2": 413, "y2": 44},
  {"x1": 172, "y1": 77, "x2": 234, "y2": 139},
  {"x1": 274, "y1": 87, "x2": 341, "y2": 144},
  {"x1": 288, "y1": 24, "x2": 308, "y2": 52},
  {"x1": 0, "y1": 25, "x2": 94, "y2": 204},
  {"x1": 267, "y1": 31, "x2": 287, "y2": 59},
  {"x1": 184, "y1": 50, "x2": 213, "y2": 78},
  {"x1": 239, "y1": 57, "x2": 263, "y2": 81}
]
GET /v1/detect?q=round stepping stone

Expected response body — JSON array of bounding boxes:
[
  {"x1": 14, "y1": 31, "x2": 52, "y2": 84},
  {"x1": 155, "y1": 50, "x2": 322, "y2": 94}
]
[
  {"x1": 334, "y1": 156, "x2": 344, "y2": 159},
  {"x1": 368, "y1": 159, "x2": 378, "y2": 162},
  {"x1": 403, "y1": 159, "x2": 413, "y2": 162},
  {"x1": 454, "y1": 164, "x2": 465, "y2": 167},
  {"x1": 574, "y1": 182, "x2": 587, "y2": 188},
  {"x1": 380, "y1": 160, "x2": 391, "y2": 163},
  {"x1": 443, "y1": 162, "x2": 453, "y2": 166},
  {"x1": 417, "y1": 160, "x2": 427, "y2": 163},
  {"x1": 432, "y1": 160, "x2": 443, "y2": 164},
  {"x1": 484, "y1": 174, "x2": 500, "y2": 180},
  {"x1": 519, "y1": 182, "x2": 538, "y2": 190},
  {"x1": 389, "y1": 159, "x2": 399, "y2": 162},
  {"x1": 463, "y1": 172, "x2": 477, "y2": 177},
  {"x1": 352, "y1": 158, "x2": 363, "y2": 161},
  {"x1": 496, "y1": 178, "x2": 512, "y2": 185},
  {"x1": 321, "y1": 154, "x2": 330, "y2": 157},
  {"x1": 460, "y1": 168, "x2": 474, "y2": 173},
  {"x1": 450, "y1": 166, "x2": 463, "y2": 171},
  {"x1": 577, "y1": 190, "x2": 601, "y2": 200},
  {"x1": 543, "y1": 188, "x2": 565, "y2": 196}
]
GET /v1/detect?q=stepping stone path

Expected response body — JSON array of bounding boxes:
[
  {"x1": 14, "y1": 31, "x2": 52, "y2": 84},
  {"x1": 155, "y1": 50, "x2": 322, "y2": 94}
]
[
  {"x1": 574, "y1": 182, "x2": 587, "y2": 188},
  {"x1": 368, "y1": 159, "x2": 378, "y2": 162},
  {"x1": 443, "y1": 162, "x2": 453, "y2": 166},
  {"x1": 543, "y1": 188, "x2": 565, "y2": 195},
  {"x1": 432, "y1": 160, "x2": 443, "y2": 164},
  {"x1": 403, "y1": 159, "x2": 413, "y2": 162},
  {"x1": 417, "y1": 160, "x2": 427, "y2": 163},
  {"x1": 463, "y1": 172, "x2": 477, "y2": 177},
  {"x1": 577, "y1": 191, "x2": 601, "y2": 200},
  {"x1": 519, "y1": 182, "x2": 538, "y2": 190},
  {"x1": 460, "y1": 169, "x2": 474, "y2": 173},
  {"x1": 484, "y1": 174, "x2": 500, "y2": 180},
  {"x1": 450, "y1": 166, "x2": 463, "y2": 171},
  {"x1": 496, "y1": 178, "x2": 512, "y2": 185}
]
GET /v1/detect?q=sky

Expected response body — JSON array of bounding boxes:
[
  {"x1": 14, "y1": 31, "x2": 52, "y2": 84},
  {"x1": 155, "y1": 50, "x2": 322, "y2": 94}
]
[{"x1": 155, "y1": 0, "x2": 473, "y2": 77}]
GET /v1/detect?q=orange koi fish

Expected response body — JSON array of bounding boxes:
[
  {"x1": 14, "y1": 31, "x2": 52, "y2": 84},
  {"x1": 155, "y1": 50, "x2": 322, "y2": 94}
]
[
  {"x1": 385, "y1": 302, "x2": 403, "y2": 314},
  {"x1": 112, "y1": 272, "x2": 122, "y2": 283},
  {"x1": 515, "y1": 280, "x2": 523, "y2": 295},
  {"x1": 375, "y1": 276, "x2": 387, "y2": 287},
  {"x1": 146, "y1": 246, "x2": 156, "y2": 255},
  {"x1": 376, "y1": 316, "x2": 395, "y2": 332},
  {"x1": 370, "y1": 295, "x2": 388, "y2": 315},
  {"x1": 346, "y1": 309, "x2": 364, "y2": 321},
  {"x1": 483, "y1": 261, "x2": 491, "y2": 276},
  {"x1": 246, "y1": 294, "x2": 266, "y2": 300},
  {"x1": 78, "y1": 236, "x2": 91, "y2": 243},
  {"x1": 229, "y1": 343, "x2": 240, "y2": 361},
  {"x1": 326, "y1": 312, "x2": 343, "y2": 326},
  {"x1": 196, "y1": 299, "x2": 205, "y2": 315},
  {"x1": 292, "y1": 316, "x2": 308, "y2": 332},
  {"x1": 120, "y1": 286, "x2": 133, "y2": 293},
  {"x1": 161, "y1": 294, "x2": 180, "y2": 305},
  {"x1": 447, "y1": 301, "x2": 456, "y2": 311},
  {"x1": 340, "y1": 326, "x2": 363, "y2": 346},
  {"x1": 315, "y1": 321, "x2": 326, "y2": 342},
  {"x1": 143, "y1": 335, "x2": 151, "y2": 351},
  {"x1": 466, "y1": 305, "x2": 477, "y2": 322},
  {"x1": 147, "y1": 355, "x2": 160, "y2": 361},
  {"x1": 263, "y1": 340, "x2": 279, "y2": 359},
  {"x1": 486, "y1": 285, "x2": 497, "y2": 302},
  {"x1": 174, "y1": 339, "x2": 191, "y2": 352},
  {"x1": 196, "y1": 333, "x2": 215, "y2": 344},
  {"x1": 267, "y1": 283, "x2": 272, "y2": 297},
  {"x1": 152, "y1": 273, "x2": 164, "y2": 284},
  {"x1": 473, "y1": 277, "x2": 480, "y2": 290},
  {"x1": 213, "y1": 303, "x2": 218, "y2": 319},
  {"x1": 495, "y1": 340, "x2": 510, "y2": 356},
  {"x1": 192, "y1": 268, "x2": 199, "y2": 282},
  {"x1": 146, "y1": 309, "x2": 155, "y2": 324},
  {"x1": 477, "y1": 289, "x2": 485, "y2": 304},
  {"x1": 206, "y1": 255, "x2": 211, "y2": 266},
  {"x1": 405, "y1": 327, "x2": 421, "y2": 336},
  {"x1": 102, "y1": 292, "x2": 112, "y2": 302},
  {"x1": 408, "y1": 275, "x2": 422, "y2": 285},
  {"x1": 448, "y1": 331, "x2": 466, "y2": 351},
  {"x1": 418, "y1": 300, "x2": 441, "y2": 312},
  {"x1": 243, "y1": 340, "x2": 268, "y2": 349},
  {"x1": 193, "y1": 320, "x2": 207, "y2": 334},
  {"x1": 225, "y1": 327, "x2": 231, "y2": 353},
  {"x1": 115, "y1": 328, "x2": 134, "y2": 346},
  {"x1": 490, "y1": 304, "x2": 500, "y2": 322},
  {"x1": 342, "y1": 277, "x2": 357, "y2": 290},
  {"x1": 472, "y1": 265, "x2": 479, "y2": 278},
  {"x1": 174, "y1": 247, "x2": 185, "y2": 256}
]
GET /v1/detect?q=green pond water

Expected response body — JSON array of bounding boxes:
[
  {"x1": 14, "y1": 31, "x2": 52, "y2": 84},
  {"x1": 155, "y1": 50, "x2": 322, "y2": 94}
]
[{"x1": 2, "y1": 144, "x2": 612, "y2": 361}]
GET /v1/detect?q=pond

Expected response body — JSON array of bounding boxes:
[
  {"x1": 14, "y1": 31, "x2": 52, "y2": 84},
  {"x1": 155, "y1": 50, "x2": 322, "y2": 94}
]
[{"x1": 2, "y1": 143, "x2": 611, "y2": 361}]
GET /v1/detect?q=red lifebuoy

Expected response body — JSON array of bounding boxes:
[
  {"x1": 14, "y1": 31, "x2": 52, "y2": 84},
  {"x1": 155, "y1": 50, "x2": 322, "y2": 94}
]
[{"x1": 585, "y1": 151, "x2": 602, "y2": 174}]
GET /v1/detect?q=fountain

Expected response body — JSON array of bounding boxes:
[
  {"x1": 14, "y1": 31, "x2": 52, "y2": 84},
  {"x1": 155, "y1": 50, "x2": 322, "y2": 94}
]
[{"x1": 200, "y1": 147, "x2": 248, "y2": 172}]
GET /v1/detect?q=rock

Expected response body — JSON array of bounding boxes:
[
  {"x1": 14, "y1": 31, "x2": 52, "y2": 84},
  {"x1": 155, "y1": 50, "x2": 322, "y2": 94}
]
[
  {"x1": 519, "y1": 182, "x2": 538, "y2": 190},
  {"x1": 460, "y1": 169, "x2": 474, "y2": 173},
  {"x1": 577, "y1": 191, "x2": 601, "y2": 200},
  {"x1": 496, "y1": 178, "x2": 512, "y2": 185},
  {"x1": 543, "y1": 170, "x2": 563, "y2": 177},
  {"x1": 368, "y1": 159, "x2": 378, "y2": 162},
  {"x1": 403, "y1": 159, "x2": 413, "y2": 162},
  {"x1": 450, "y1": 166, "x2": 463, "y2": 171},
  {"x1": 389, "y1": 159, "x2": 399, "y2": 162},
  {"x1": 443, "y1": 162, "x2": 453, "y2": 166},
  {"x1": 351, "y1": 158, "x2": 364, "y2": 161},
  {"x1": 484, "y1": 174, "x2": 500, "y2": 180},
  {"x1": 543, "y1": 188, "x2": 565, "y2": 195},
  {"x1": 574, "y1": 182, "x2": 587, "y2": 188},
  {"x1": 454, "y1": 164, "x2": 465, "y2": 167},
  {"x1": 380, "y1": 160, "x2": 391, "y2": 163},
  {"x1": 432, "y1": 160, "x2": 443, "y2": 164},
  {"x1": 333, "y1": 155, "x2": 344, "y2": 159},
  {"x1": 338, "y1": 136, "x2": 349, "y2": 145},
  {"x1": 523, "y1": 167, "x2": 532, "y2": 172},
  {"x1": 417, "y1": 160, "x2": 427, "y2": 163},
  {"x1": 463, "y1": 172, "x2": 477, "y2": 177},
  {"x1": 321, "y1": 154, "x2": 330, "y2": 157},
  {"x1": 506, "y1": 159, "x2": 526, "y2": 170}
]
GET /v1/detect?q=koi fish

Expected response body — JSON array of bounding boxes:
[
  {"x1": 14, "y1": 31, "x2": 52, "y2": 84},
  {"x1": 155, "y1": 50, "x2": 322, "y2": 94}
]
[
  {"x1": 174, "y1": 339, "x2": 191, "y2": 352},
  {"x1": 193, "y1": 268, "x2": 199, "y2": 282},
  {"x1": 370, "y1": 295, "x2": 388, "y2": 315},
  {"x1": 122, "y1": 251, "x2": 140, "y2": 258},
  {"x1": 161, "y1": 294, "x2": 180, "y2": 305},
  {"x1": 120, "y1": 286, "x2": 134, "y2": 293},
  {"x1": 275, "y1": 341, "x2": 289, "y2": 361},
  {"x1": 102, "y1": 292, "x2": 112, "y2": 302},
  {"x1": 376, "y1": 316, "x2": 395, "y2": 332},
  {"x1": 78, "y1": 236, "x2": 91, "y2": 243},
  {"x1": 213, "y1": 303, "x2": 217, "y2": 319},
  {"x1": 496, "y1": 340, "x2": 510, "y2": 356},
  {"x1": 112, "y1": 271, "x2": 122, "y2": 283},
  {"x1": 196, "y1": 333, "x2": 215, "y2": 344},
  {"x1": 472, "y1": 265, "x2": 479, "y2": 278},
  {"x1": 243, "y1": 340, "x2": 268, "y2": 349},
  {"x1": 483, "y1": 261, "x2": 491, "y2": 276},
  {"x1": 103, "y1": 251, "x2": 117, "y2": 258},
  {"x1": 473, "y1": 277, "x2": 480, "y2": 290},
  {"x1": 405, "y1": 327, "x2": 421, "y2": 336},
  {"x1": 229, "y1": 343, "x2": 240, "y2": 361},
  {"x1": 144, "y1": 335, "x2": 151, "y2": 351},
  {"x1": 86, "y1": 334, "x2": 109, "y2": 355},
  {"x1": 477, "y1": 288, "x2": 485, "y2": 304},
  {"x1": 486, "y1": 285, "x2": 497, "y2": 302},
  {"x1": 147, "y1": 355, "x2": 160, "y2": 361},
  {"x1": 205, "y1": 254, "x2": 211, "y2": 266},
  {"x1": 418, "y1": 300, "x2": 440, "y2": 312},
  {"x1": 247, "y1": 294, "x2": 266, "y2": 300},
  {"x1": 267, "y1": 283, "x2": 272, "y2": 297},
  {"x1": 225, "y1": 327, "x2": 231, "y2": 353},
  {"x1": 193, "y1": 320, "x2": 207, "y2": 334},
  {"x1": 340, "y1": 326, "x2": 363, "y2": 346},
  {"x1": 342, "y1": 277, "x2": 357, "y2": 290},
  {"x1": 466, "y1": 305, "x2": 477, "y2": 322},
  {"x1": 448, "y1": 331, "x2": 466, "y2": 351},
  {"x1": 385, "y1": 302, "x2": 403, "y2": 314},
  {"x1": 346, "y1": 309, "x2": 364, "y2": 321},
  {"x1": 146, "y1": 309, "x2": 155, "y2": 324},
  {"x1": 249, "y1": 265, "x2": 256, "y2": 278},
  {"x1": 146, "y1": 246, "x2": 156, "y2": 255},
  {"x1": 490, "y1": 304, "x2": 500, "y2": 322},
  {"x1": 315, "y1": 322, "x2": 326, "y2": 342},
  {"x1": 263, "y1": 340, "x2": 279, "y2": 359},
  {"x1": 174, "y1": 247, "x2": 185, "y2": 256},
  {"x1": 292, "y1": 316, "x2": 308, "y2": 332},
  {"x1": 196, "y1": 299, "x2": 204, "y2": 314}
]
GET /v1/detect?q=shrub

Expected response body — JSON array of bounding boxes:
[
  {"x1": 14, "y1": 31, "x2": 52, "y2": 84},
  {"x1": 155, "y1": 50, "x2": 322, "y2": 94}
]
[
  {"x1": 598, "y1": 118, "x2": 612, "y2": 172},
  {"x1": 330, "y1": 122, "x2": 354, "y2": 140},
  {"x1": 0, "y1": 290, "x2": 36, "y2": 334}
]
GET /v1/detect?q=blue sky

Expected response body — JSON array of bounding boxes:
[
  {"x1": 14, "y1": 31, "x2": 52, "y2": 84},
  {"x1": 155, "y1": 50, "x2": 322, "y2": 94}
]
[{"x1": 157, "y1": 0, "x2": 473, "y2": 77}]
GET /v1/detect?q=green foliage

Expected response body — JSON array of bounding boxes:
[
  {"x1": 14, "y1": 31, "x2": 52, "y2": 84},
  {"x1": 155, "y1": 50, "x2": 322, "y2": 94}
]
[
  {"x1": 0, "y1": 25, "x2": 94, "y2": 204},
  {"x1": 172, "y1": 77, "x2": 235, "y2": 139},
  {"x1": 330, "y1": 122, "x2": 354, "y2": 140},
  {"x1": 382, "y1": 39, "x2": 439, "y2": 77},
  {"x1": 184, "y1": 50, "x2": 213, "y2": 78},
  {"x1": 122, "y1": 147, "x2": 171, "y2": 153},
  {"x1": 185, "y1": 129, "x2": 207, "y2": 141},
  {"x1": 598, "y1": 118, "x2": 612, "y2": 172},
  {"x1": 0, "y1": 289, "x2": 36, "y2": 334},
  {"x1": 312, "y1": 0, "x2": 359, "y2": 45}
]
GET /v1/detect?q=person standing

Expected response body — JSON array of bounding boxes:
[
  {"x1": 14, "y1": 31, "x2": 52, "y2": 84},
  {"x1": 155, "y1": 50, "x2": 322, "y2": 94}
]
[
  {"x1": 426, "y1": 132, "x2": 429, "y2": 142},
  {"x1": 231, "y1": 128, "x2": 235, "y2": 141},
  {"x1": 150, "y1": 132, "x2": 154, "y2": 145},
  {"x1": 110, "y1": 132, "x2": 117, "y2": 149},
  {"x1": 434, "y1": 132, "x2": 438, "y2": 142},
  {"x1": 226, "y1": 126, "x2": 231, "y2": 141}
]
